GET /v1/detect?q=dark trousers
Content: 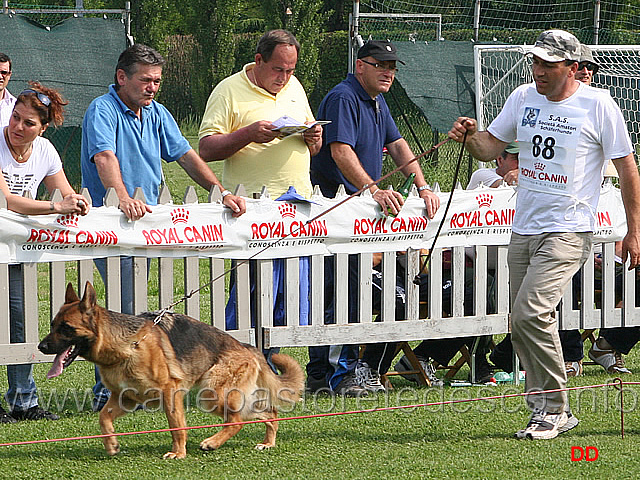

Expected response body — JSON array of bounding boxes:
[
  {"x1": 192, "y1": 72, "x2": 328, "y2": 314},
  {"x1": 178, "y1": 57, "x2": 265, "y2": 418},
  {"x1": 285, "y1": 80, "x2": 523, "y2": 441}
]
[{"x1": 601, "y1": 327, "x2": 640, "y2": 355}]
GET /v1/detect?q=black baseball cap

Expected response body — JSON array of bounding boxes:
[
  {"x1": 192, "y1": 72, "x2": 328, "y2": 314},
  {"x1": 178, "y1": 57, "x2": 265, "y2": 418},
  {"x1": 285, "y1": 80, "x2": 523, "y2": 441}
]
[{"x1": 357, "y1": 40, "x2": 405, "y2": 65}]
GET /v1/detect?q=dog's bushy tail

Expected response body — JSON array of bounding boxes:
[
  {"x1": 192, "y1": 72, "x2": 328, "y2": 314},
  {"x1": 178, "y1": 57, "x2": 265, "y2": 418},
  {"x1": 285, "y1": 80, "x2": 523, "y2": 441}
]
[{"x1": 260, "y1": 353, "x2": 304, "y2": 407}]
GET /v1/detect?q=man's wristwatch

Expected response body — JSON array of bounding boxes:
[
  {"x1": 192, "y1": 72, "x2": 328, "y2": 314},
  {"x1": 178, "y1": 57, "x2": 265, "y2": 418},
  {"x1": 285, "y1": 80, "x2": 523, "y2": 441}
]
[
  {"x1": 417, "y1": 185, "x2": 431, "y2": 193},
  {"x1": 221, "y1": 190, "x2": 232, "y2": 198}
]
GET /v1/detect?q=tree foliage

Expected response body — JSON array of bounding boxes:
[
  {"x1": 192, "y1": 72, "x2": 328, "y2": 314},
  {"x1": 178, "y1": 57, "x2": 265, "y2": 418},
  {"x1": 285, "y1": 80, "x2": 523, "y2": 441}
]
[{"x1": 258, "y1": 0, "x2": 326, "y2": 94}]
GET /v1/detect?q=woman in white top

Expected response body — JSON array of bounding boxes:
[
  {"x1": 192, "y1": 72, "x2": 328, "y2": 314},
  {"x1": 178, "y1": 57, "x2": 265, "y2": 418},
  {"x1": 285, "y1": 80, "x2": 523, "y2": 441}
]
[{"x1": 0, "y1": 82, "x2": 89, "y2": 423}]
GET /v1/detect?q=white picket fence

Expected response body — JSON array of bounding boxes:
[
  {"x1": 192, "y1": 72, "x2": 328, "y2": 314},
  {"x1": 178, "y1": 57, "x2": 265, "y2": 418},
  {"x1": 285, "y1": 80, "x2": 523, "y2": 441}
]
[{"x1": 0, "y1": 187, "x2": 638, "y2": 367}]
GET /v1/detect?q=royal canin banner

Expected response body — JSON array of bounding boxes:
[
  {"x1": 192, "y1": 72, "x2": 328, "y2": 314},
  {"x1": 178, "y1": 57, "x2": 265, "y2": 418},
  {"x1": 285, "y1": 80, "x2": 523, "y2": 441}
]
[{"x1": 0, "y1": 183, "x2": 626, "y2": 263}]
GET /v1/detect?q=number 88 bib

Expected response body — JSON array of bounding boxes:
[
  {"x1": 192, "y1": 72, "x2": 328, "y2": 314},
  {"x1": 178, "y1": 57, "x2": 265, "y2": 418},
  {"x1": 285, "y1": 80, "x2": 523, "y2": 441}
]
[{"x1": 517, "y1": 102, "x2": 585, "y2": 196}]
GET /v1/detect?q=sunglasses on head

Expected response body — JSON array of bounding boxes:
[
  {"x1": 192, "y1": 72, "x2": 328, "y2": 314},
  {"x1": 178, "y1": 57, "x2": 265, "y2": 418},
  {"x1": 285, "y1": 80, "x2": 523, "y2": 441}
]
[{"x1": 20, "y1": 88, "x2": 51, "y2": 107}]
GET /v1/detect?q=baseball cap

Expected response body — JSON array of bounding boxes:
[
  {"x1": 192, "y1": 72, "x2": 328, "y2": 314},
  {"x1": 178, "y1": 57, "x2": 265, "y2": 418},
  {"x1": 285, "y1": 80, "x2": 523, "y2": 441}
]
[
  {"x1": 504, "y1": 141, "x2": 519, "y2": 154},
  {"x1": 528, "y1": 29, "x2": 581, "y2": 63},
  {"x1": 357, "y1": 40, "x2": 405, "y2": 65}
]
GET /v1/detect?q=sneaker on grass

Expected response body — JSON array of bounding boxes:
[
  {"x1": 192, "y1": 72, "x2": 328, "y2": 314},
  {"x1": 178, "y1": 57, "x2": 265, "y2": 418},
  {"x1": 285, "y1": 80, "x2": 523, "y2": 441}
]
[
  {"x1": 334, "y1": 372, "x2": 368, "y2": 397},
  {"x1": 394, "y1": 355, "x2": 443, "y2": 387},
  {"x1": 10, "y1": 406, "x2": 59, "y2": 421},
  {"x1": 469, "y1": 356, "x2": 495, "y2": 384},
  {"x1": 0, "y1": 405, "x2": 17, "y2": 424},
  {"x1": 306, "y1": 374, "x2": 330, "y2": 394},
  {"x1": 565, "y1": 360, "x2": 583, "y2": 377},
  {"x1": 588, "y1": 338, "x2": 632, "y2": 374},
  {"x1": 514, "y1": 409, "x2": 568, "y2": 440},
  {"x1": 354, "y1": 361, "x2": 386, "y2": 393},
  {"x1": 557, "y1": 411, "x2": 579, "y2": 435}
]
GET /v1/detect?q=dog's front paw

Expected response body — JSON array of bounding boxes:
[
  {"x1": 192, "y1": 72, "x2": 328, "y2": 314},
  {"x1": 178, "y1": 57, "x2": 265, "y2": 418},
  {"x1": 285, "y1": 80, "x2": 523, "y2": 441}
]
[
  {"x1": 200, "y1": 439, "x2": 220, "y2": 451},
  {"x1": 163, "y1": 451, "x2": 186, "y2": 459},
  {"x1": 104, "y1": 439, "x2": 120, "y2": 456},
  {"x1": 255, "y1": 443, "x2": 274, "y2": 451}
]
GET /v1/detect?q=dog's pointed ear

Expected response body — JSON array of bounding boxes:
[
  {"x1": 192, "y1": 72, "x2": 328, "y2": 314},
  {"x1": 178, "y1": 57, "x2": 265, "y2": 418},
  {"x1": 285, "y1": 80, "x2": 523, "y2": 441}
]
[
  {"x1": 80, "y1": 281, "x2": 97, "y2": 312},
  {"x1": 65, "y1": 283, "x2": 79, "y2": 304}
]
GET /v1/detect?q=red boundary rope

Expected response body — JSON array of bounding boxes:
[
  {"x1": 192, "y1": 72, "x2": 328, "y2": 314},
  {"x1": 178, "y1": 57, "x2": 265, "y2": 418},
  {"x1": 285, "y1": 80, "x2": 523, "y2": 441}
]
[{"x1": 0, "y1": 380, "x2": 633, "y2": 448}]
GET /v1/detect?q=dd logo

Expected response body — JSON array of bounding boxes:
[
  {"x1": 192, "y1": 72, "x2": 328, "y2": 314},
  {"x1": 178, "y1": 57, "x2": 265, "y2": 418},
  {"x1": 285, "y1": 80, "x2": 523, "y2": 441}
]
[{"x1": 571, "y1": 446, "x2": 599, "y2": 462}]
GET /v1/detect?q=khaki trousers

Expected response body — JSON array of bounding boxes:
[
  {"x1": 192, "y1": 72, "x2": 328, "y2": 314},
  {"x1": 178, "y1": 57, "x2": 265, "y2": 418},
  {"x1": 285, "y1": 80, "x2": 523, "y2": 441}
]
[{"x1": 508, "y1": 232, "x2": 592, "y2": 413}]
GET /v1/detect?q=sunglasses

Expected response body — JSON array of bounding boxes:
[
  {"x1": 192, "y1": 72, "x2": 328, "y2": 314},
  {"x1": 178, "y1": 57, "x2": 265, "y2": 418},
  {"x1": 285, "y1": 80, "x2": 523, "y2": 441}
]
[
  {"x1": 360, "y1": 59, "x2": 399, "y2": 73},
  {"x1": 578, "y1": 61, "x2": 599, "y2": 73},
  {"x1": 20, "y1": 88, "x2": 51, "y2": 107}
]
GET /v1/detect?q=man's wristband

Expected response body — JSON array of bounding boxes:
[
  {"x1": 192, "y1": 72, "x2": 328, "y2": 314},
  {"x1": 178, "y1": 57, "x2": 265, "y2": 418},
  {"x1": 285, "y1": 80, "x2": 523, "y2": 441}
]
[
  {"x1": 49, "y1": 200, "x2": 55, "y2": 211},
  {"x1": 417, "y1": 185, "x2": 431, "y2": 193},
  {"x1": 221, "y1": 190, "x2": 232, "y2": 198}
]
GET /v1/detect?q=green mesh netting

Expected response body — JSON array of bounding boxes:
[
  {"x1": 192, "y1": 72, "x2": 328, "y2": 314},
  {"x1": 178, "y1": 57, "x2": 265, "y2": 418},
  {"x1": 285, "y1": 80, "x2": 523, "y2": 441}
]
[
  {"x1": 0, "y1": 14, "x2": 126, "y2": 190},
  {"x1": 394, "y1": 40, "x2": 477, "y2": 133}
]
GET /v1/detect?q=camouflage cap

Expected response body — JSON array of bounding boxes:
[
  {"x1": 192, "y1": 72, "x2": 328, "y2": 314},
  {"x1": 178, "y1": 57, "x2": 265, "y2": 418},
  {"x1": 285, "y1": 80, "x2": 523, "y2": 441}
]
[
  {"x1": 528, "y1": 29, "x2": 581, "y2": 63},
  {"x1": 579, "y1": 44, "x2": 600, "y2": 74}
]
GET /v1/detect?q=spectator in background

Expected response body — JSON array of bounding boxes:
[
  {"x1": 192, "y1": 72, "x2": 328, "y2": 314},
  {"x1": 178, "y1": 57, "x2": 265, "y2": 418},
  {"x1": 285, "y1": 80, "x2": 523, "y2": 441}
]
[
  {"x1": 308, "y1": 39, "x2": 440, "y2": 396},
  {"x1": 197, "y1": 30, "x2": 322, "y2": 370},
  {"x1": 467, "y1": 141, "x2": 519, "y2": 189},
  {"x1": 198, "y1": 29, "x2": 322, "y2": 198},
  {"x1": 576, "y1": 44, "x2": 638, "y2": 374},
  {"x1": 0, "y1": 52, "x2": 16, "y2": 126},
  {"x1": 392, "y1": 144, "x2": 522, "y2": 387},
  {"x1": 0, "y1": 83, "x2": 89, "y2": 423},
  {"x1": 81, "y1": 43, "x2": 245, "y2": 411}
]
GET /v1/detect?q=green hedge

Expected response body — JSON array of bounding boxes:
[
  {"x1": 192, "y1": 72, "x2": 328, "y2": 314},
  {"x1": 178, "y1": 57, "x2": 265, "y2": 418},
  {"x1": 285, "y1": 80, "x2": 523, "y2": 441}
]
[{"x1": 159, "y1": 31, "x2": 350, "y2": 119}]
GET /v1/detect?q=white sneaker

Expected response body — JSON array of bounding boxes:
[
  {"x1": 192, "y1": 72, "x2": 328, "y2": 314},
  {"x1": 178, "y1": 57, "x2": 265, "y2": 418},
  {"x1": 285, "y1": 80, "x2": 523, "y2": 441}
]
[
  {"x1": 394, "y1": 355, "x2": 443, "y2": 387},
  {"x1": 557, "y1": 411, "x2": 579, "y2": 435},
  {"x1": 588, "y1": 339, "x2": 632, "y2": 374},
  {"x1": 514, "y1": 409, "x2": 568, "y2": 440},
  {"x1": 355, "y1": 361, "x2": 386, "y2": 392}
]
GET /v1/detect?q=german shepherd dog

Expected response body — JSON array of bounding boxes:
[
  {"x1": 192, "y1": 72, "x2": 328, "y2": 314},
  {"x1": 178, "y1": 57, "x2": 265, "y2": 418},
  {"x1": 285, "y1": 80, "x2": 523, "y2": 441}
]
[{"x1": 38, "y1": 282, "x2": 304, "y2": 459}]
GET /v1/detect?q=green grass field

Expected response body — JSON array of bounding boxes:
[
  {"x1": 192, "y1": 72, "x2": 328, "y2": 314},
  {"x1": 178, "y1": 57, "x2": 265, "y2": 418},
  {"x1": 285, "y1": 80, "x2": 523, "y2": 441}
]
[
  {"x1": 1, "y1": 346, "x2": 640, "y2": 479},
  {"x1": 2, "y1": 125, "x2": 640, "y2": 478}
]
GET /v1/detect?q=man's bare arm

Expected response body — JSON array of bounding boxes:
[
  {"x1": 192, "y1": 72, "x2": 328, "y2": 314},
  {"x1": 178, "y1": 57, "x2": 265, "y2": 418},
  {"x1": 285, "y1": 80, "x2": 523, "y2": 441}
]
[
  {"x1": 330, "y1": 142, "x2": 404, "y2": 215},
  {"x1": 613, "y1": 154, "x2": 640, "y2": 268},
  {"x1": 177, "y1": 149, "x2": 246, "y2": 216},
  {"x1": 448, "y1": 117, "x2": 508, "y2": 161},
  {"x1": 94, "y1": 150, "x2": 152, "y2": 220},
  {"x1": 385, "y1": 138, "x2": 440, "y2": 218},
  {"x1": 199, "y1": 121, "x2": 279, "y2": 161}
]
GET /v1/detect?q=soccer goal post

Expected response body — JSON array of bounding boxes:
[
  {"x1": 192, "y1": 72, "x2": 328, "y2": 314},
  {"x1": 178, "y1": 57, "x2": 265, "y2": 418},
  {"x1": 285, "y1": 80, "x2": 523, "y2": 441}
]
[{"x1": 475, "y1": 44, "x2": 640, "y2": 147}]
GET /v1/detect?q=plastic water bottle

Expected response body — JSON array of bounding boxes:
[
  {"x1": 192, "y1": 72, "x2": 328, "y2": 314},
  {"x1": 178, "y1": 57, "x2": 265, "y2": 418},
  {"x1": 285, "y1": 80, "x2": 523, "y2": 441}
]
[{"x1": 493, "y1": 371, "x2": 526, "y2": 383}]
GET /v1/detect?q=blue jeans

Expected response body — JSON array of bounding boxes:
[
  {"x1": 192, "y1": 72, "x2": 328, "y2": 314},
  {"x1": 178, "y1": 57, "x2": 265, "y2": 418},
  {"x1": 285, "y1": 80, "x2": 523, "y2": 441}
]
[
  {"x1": 225, "y1": 258, "x2": 310, "y2": 374},
  {"x1": 5, "y1": 264, "x2": 39, "y2": 411},
  {"x1": 92, "y1": 257, "x2": 141, "y2": 409}
]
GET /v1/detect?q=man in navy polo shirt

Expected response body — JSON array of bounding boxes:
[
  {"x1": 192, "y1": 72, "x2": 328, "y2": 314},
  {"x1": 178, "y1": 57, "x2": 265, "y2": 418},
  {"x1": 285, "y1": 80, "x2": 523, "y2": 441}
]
[{"x1": 308, "y1": 40, "x2": 440, "y2": 395}]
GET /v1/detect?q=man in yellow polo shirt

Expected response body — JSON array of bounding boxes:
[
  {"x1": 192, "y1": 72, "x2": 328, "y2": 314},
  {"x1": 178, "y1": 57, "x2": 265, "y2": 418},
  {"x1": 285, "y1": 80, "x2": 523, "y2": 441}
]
[
  {"x1": 198, "y1": 29, "x2": 322, "y2": 198},
  {"x1": 198, "y1": 29, "x2": 321, "y2": 372}
]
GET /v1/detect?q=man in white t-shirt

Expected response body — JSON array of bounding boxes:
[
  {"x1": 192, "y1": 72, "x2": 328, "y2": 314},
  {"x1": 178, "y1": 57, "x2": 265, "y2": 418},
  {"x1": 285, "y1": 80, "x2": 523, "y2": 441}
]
[
  {"x1": 0, "y1": 52, "x2": 16, "y2": 127},
  {"x1": 467, "y1": 141, "x2": 519, "y2": 189},
  {"x1": 449, "y1": 29, "x2": 640, "y2": 440}
]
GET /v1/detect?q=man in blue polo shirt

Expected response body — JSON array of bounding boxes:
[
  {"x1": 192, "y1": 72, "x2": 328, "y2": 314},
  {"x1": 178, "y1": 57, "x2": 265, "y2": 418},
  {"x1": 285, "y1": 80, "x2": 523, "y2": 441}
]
[
  {"x1": 81, "y1": 44, "x2": 246, "y2": 411},
  {"x1": 308, "y1": 40, "x2": 440, "y2": 395}
]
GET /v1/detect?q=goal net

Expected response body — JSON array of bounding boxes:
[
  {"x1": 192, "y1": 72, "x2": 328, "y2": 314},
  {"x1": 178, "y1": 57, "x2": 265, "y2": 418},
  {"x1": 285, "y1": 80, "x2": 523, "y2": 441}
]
[{"x1": 476, "y1": 45, "x2": 640, "y2": 147}]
